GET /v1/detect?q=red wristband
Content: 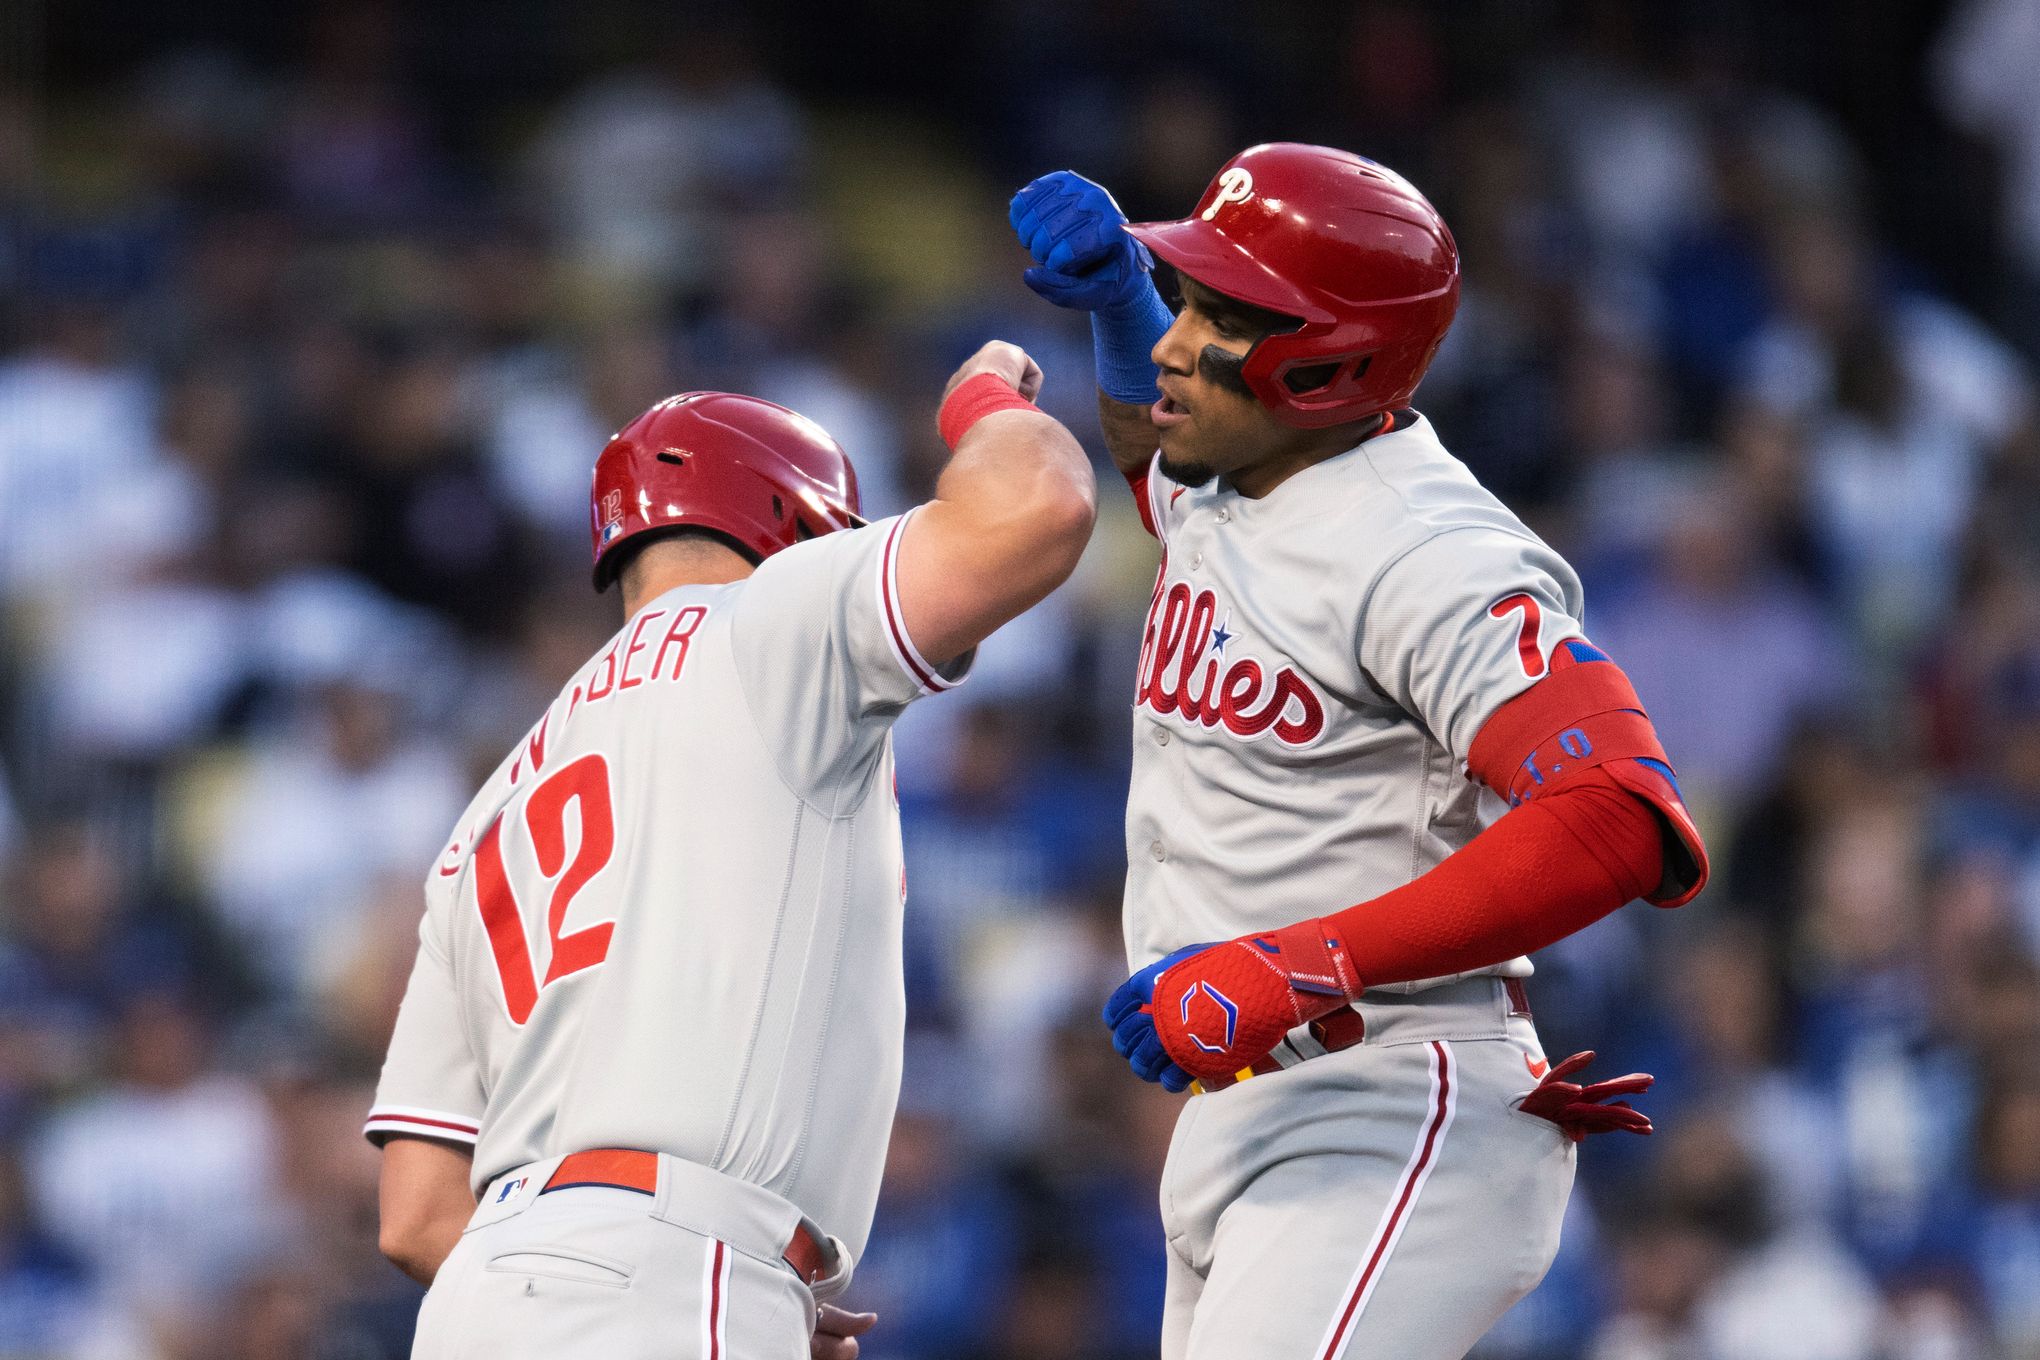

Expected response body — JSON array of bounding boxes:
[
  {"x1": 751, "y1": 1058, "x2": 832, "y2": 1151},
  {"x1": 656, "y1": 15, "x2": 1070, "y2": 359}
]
[{"x1": 938, "y1": 372, "x2": 1038, "y2": 449}]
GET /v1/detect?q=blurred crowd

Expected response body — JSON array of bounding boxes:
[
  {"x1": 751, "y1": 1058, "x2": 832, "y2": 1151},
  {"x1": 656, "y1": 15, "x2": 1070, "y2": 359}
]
[{"x1": 6, "y1": 1, "x2": 2040, "y2": 1357}]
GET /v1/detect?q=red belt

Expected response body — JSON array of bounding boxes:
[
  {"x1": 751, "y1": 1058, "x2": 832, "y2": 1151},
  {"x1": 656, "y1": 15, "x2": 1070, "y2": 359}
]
[{"x1": 540, "y1": 1149, "x2": 832, "y2": 1287}]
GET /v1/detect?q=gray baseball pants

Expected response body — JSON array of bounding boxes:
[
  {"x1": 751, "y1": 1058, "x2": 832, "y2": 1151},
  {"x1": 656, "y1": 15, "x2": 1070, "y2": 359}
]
[{"x1": 1159, "y1": 977, "x2": 1578, "y2": 1360}]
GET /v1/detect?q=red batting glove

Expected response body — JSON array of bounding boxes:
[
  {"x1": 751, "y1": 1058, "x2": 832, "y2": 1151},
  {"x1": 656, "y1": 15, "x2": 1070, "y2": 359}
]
[
  {"x1": 1148, "y1": 917, "x2": 1363, "y2": 1084},
  {"x1": 1514, "y1": 1051, "x2": 1655, "y2": 1142}
]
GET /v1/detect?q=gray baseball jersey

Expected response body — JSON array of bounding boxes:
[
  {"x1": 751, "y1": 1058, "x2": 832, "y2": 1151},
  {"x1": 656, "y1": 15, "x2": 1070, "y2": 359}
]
[
  {"x1": 1126, "y1": 413, "x2": 1596, "y2": 1360},
  {"x1": 1124, "y1": 410, "x2": 1586, "y2": 982},
  {"x1": 365, "y1": 511, "x2": 967, "y2": 1264}
]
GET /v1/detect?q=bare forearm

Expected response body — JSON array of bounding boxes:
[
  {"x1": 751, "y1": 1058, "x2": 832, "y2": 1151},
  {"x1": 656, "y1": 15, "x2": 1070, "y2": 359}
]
[
  {"x1": 383, "y1": 1207, "x2": 470, "y2": 1286},
  {"x1": 1098, "y1": 390, "x2": 1159, "y2": 479},
  {"x1": 931, "y1": 407, "x2": 1097, "y2": 598},
  {"x1": 378, "y1": 1135, "x2": 477, "y2": 1286},
  {"x1": 894, "y1": 343, "x2": 1098, "y2": 664}
]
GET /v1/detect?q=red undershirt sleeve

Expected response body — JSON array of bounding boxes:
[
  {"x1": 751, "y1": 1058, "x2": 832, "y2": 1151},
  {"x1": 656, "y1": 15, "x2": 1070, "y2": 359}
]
[
  {"x1": 1125, "y1": 463, "x2": 1157, "y2": 539},
  {"x1": 1326, "y1": 766, "x2": 1665, "y2": 989}
]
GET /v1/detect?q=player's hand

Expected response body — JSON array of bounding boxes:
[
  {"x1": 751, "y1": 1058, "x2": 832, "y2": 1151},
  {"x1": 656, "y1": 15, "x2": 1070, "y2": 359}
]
[
  {"x1": 1103, "y1": 919, "x2": 1363, "y2": 1090},
  {"x1": 1103, "y1": 944, "x2": 1212, "y2": 1092},
  {"x1": 942, "y1": 339, "x2": 1044, "y2": 404},
  {"x1": 1010, "y1": 171, "x2": 1157, "y2": 312},
  {"x1": 811, "y1": 1304, "x2": 878, "y2": 1360},
  {"x1": 1513, "y1": 1050, "x2": 1655, "y2": 1142}
]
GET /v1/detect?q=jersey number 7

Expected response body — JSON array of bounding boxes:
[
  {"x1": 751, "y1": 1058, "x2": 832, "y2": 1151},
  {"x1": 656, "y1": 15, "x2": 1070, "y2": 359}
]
[{"x1": 474, "y1": 753, "x2": 617, "y2": 1024}]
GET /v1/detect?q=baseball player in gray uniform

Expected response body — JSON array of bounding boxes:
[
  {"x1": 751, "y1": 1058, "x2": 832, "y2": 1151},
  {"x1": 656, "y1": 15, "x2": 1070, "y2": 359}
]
[
  {"x1": 367, "y1": 341, "x2": 1094, "y2": 1359},
  {"x1": 1010, "y1": 146, "x2": 1711, "y2": 1359}
]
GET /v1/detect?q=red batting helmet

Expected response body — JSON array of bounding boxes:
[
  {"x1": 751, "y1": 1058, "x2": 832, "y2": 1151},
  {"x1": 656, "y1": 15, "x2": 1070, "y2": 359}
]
[
  {"x1": 1126, "y1": 142, "x2": 1460, "y2": 428},
  {"x1": 589, "y1": 392, "x2": 862, "y2": 590}
]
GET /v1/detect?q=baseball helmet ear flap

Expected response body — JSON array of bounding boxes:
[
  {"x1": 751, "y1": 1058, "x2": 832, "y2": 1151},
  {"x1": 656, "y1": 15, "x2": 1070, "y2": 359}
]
[{"x1": 1238, "y1": 305, "x2": 1453, "y2": 428}]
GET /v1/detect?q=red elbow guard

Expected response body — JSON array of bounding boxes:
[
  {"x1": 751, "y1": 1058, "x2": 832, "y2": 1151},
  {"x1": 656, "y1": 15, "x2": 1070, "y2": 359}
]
[{"x1": 1467, "y1": 639, "x2": 1709, "y2": 906}]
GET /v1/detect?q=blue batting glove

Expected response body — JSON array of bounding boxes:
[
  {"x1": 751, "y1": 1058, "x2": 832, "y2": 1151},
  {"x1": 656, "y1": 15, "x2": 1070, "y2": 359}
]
[
  {"x1": 1010, "y1": 171, "x2": 1176, "y2": 405},
  {"x1": 1102, "y1": 943, "x2": 1217, "y2": 1094},
  {"x1": 1010, "y1": 171, "x2": 1157, "y2": 312}
]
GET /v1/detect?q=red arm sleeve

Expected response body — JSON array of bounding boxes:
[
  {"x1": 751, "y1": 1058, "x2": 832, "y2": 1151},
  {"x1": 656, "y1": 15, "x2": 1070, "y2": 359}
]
[
  {"x1": 1297, "y1": 637, "x2": 1707, "y2": 989},
  {"x1": 1125, "y1": 464, "x2": 1157, "y2": 538},
  {"x1": 1324, "y1": 767, "x2": 1662, "y2": 989},
  {"x1": 1156, "y1": 765, "x2": 1668, "y2": 1086},
  {"x1": 1143, "y1": 635, "x2": 1708, "y2": 1089}
]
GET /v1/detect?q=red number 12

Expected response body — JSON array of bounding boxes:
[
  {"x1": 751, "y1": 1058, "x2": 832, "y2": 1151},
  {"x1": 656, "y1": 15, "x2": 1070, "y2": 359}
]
[{"x1": 474, "y1": 753, "x2": 617, "y2": 1024}]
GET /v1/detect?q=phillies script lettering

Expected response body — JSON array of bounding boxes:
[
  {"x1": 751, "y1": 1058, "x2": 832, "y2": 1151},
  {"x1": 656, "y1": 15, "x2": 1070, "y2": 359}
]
[{"x1": 1137, "y1": 579, "x2": 1326, "y2": 746}]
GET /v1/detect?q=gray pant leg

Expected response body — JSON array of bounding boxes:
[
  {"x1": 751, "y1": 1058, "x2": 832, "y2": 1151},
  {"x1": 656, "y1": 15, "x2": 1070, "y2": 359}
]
[
  {"x1": 1165, "y1": 1035, "x2": 1575, "y2": 1360},
  {"x1": 1160, "y1": 1236, "x2": 1204, "y2": 1360},
  {"x1": 1160, "y1": 1092, "x2": 1215, "y2": 1360}
]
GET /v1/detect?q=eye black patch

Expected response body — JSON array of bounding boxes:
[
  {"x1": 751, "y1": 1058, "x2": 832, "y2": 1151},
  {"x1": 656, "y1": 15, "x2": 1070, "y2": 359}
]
[{"x1": 1197, "y1": 344, "x2": 1256, "y2": 397}]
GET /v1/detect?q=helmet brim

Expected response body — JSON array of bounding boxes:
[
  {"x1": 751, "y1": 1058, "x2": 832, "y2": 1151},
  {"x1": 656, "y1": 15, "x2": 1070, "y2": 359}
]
[{"x1": 1127, "y1": 219, "x2": 1337, "y2": 325}]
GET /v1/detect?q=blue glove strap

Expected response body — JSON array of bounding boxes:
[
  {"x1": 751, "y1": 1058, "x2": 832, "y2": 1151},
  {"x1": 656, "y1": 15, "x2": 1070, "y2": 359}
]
[{"x1": 1091, "y1": 280, "x2": 1175, "y2": 406}]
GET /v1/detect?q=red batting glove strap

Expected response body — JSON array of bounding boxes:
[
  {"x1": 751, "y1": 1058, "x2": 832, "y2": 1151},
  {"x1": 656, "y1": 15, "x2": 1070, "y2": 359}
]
[
  {"x1": 1150, "y1": 921, "x2": 1361, "y2": 1084},
  {"x1": 1514, "y1": 1050, "x2": 1655, "y2": 1143},
  {"x1": 938, "y1": 373, "x2": 1039, "y2": 450},
  {"x1": 1265, "y1": 916, "x2": 1363, "y2": 997}
]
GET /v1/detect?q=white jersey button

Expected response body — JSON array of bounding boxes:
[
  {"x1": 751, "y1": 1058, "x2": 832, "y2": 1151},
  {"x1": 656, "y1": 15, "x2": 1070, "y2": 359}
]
[
  {"x1": 1215, "y1": 508, "x2": 1230, "y2": 524},
  {"x1": 1153, "y1": 726, "x2": 1171, "y2": 746},
  {"x1": 1149, "y1": 840, "x2": 1167, "y2": 861},
  {"x1": 1189, "y1": 552, "x2": 1203, "y2": 570}
]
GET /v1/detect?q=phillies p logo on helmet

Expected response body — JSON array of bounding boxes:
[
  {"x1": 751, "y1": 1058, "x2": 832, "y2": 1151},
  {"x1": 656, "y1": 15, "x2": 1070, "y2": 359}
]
[{"x1": 1200, "y1": 167, "x2": 1256, "y2": 221}]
